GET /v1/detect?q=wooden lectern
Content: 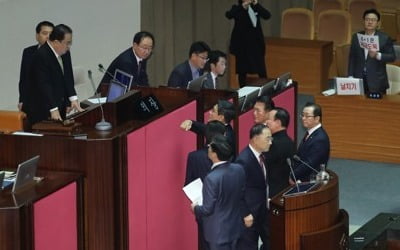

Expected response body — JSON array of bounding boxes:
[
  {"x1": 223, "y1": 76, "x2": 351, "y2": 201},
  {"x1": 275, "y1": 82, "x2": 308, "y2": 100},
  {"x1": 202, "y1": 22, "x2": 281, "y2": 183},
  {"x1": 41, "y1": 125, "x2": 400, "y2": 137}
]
[{"x1": 270, "y1": 171, "x2": 349, "y2": 250}]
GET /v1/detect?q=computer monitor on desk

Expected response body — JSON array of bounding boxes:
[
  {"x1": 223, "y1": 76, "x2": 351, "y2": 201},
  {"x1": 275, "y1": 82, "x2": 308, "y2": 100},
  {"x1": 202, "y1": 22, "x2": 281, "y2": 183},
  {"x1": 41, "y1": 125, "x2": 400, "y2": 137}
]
[{"x1": 114, "y1": 69, "x2": 133, "y2": 91}]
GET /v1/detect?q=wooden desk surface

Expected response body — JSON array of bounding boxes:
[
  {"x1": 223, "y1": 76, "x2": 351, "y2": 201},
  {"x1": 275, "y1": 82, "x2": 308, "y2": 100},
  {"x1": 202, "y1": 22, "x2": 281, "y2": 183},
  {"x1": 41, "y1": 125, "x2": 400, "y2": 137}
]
[{"x1": 316, "y1": 95, "x2": 400, "y2": 164}]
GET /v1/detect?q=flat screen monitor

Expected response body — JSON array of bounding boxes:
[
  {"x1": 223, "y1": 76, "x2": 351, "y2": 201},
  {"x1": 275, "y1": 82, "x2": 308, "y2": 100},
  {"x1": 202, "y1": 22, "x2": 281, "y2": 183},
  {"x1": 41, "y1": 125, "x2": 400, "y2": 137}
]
[
  {"x1": 274, "y1": 72, "x2": 291, "y2": 92},
  {"x1": 258, "y1": 79, "x2": 277, "y2": 97},
  {"x1": 282, "y1": 182, "x2": 319, "y2": 197},
  {"x1": 107, "y1": 80, "x2": 128, "y2": 102},
  {"x1": 114, "y1": 69, "x2": 133, "y2": 90},
  {"x1": 12, "y1": 155, "x2": 40, "y2": 193},
  {"x1": 241, "y1": 89, "x2": 259, "y2": 112},
  {"x1": 187, "y1": 74, "x2": 208, "y2": 92}
]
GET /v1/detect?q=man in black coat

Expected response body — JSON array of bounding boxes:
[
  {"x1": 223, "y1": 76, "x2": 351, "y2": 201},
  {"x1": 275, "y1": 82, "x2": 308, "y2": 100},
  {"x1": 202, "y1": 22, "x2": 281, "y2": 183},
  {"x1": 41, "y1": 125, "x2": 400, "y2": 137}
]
[
  {"x1": 100, "y1": 31, "x2": 154, "y2": 87},
  {"x1": 23, "y1": 24, "x2": 83, "y2": 124},
  {"x1": 265, "y1": 107, "x2": 295, "y2": 198},
  {"x1": 226, "y1": 0, "x2": 271, "y2": 87},
  {"x1": 348, "y1": 8, "x2": 396, "y2": 94},
  {"x1": 18, "y1": 21, "x2": 54, "y2": 111}
]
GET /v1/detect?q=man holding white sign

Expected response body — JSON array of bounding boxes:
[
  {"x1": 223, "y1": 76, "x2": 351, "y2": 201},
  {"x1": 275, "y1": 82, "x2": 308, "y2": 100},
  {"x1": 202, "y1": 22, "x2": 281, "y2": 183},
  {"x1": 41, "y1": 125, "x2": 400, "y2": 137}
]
[{"x1": 348, "y1": 9, "x2": 396, "y2": 94}]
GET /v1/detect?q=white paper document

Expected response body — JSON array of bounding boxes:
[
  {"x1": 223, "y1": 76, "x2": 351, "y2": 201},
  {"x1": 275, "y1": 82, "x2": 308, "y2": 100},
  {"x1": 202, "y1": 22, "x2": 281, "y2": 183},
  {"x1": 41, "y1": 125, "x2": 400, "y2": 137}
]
[
  {"x1": 182, "y1": 178, "x2": 203, "y2": 205},
  {"x1": 357, "y1": 33, "x2": 379, "y2": 51},
  {"x1": 88, "y1": 97, "x2": 107, "y2": 104}
]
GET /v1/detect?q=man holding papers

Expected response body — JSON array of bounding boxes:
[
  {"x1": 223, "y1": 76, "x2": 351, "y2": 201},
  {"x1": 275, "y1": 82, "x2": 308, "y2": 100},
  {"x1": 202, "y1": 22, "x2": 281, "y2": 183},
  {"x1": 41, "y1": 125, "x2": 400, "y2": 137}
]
[
  {"x1": 348, "y1": 8, "x2": 396, "y2": 94},
  {"x1": 191, "y1": 135, "x2": 246, "y2": 250}
]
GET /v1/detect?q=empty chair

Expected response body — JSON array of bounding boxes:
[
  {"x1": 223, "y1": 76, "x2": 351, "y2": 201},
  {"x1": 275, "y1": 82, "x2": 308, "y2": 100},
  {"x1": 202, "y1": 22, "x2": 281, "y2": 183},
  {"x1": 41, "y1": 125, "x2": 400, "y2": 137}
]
[
  {"x1": 317, "y1": 9, "x2": 352, "y2": 47},
  {"x1": 281, "y1": 8, "x2": 314, "y2": 40},
  {"x1": 0, "y1": 110, "x2": 27, "y2": 134},
  {"x1": 313, "y1": 0, "x2": 344, "y2": 34},
  {"x1": 386, "y1": 64, "x2": 400, "y2": 95},
  {"x1": 348, "y1": 0, "x2": 378, "y2": 33}
]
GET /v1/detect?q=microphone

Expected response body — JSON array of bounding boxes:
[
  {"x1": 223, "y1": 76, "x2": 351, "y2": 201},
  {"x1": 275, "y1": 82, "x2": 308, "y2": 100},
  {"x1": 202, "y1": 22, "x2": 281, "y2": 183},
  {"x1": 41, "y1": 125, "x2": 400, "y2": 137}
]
[
  {"x1": 287, "y1": 158, "x2": 300, "y2": 191},
  {"x1": 98, "y1": 64, "x2": 114, "y2": 79},
  {"x1": 293, "y1": 155, "x2": 319, "y2": 174},
  {"x1": 88, "y1": 70, "x2": 112, "y2": 131}
]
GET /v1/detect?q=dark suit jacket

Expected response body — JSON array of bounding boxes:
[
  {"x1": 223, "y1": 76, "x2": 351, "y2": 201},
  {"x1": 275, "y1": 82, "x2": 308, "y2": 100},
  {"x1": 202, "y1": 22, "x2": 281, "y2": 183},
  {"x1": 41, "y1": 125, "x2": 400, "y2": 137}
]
[
  {"x1": 264, "y1": 129, "x2": 295, "y2": 197},
  {"x1": 19, "y1": 44, "x2": 38, "y2": 104},
  {"x1": 348, "y1": 30, "x2": 396, "y2": 93},
  {"x1": 226, "y1": 3, "x2": 271, "y2": 74},
  {"x1": 23, "y1": 43, "x2": 76, "y2": 124},
  {"x1": 235, "y1": 146, "x2": 267, "y2": 219},
  {"x1": 168, "y1": 60, "x2": 204, "y2": 88},
  {"x1": 190, "y1": 121, "x2": 237, "y2": 159},
  {"x1": 194, "y1": 162, "x2": 245, "y2": 245},
  {"x1": 294, "y1": 126, "x2": 330, "y2": 182},
  {"x1": 100, "y1": 48, "x2": 148, "y2": 87},
  {"x1": 184, "y1": 147, "x2": 212, "y2": 186}
]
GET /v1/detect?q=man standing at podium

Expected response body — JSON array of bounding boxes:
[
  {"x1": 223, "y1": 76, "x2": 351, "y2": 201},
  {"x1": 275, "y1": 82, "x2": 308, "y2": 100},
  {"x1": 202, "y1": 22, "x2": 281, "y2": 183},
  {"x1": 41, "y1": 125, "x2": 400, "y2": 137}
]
[
  {"x1": 235, "y1": 124, "x2": 273, "y2": 250},
  {"x1": 292, "y1": 103, "x2": 330, "y2": 182},
  {"x1": 348, "y1": 8, "x2": 395, "y2": 94}
]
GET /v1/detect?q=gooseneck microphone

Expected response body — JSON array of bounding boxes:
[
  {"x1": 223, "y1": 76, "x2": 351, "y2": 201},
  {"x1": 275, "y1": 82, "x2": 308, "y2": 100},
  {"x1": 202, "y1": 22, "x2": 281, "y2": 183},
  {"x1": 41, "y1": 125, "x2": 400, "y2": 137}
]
[
  {"x1": 293, "y1": 155, "x2": 319, "y2": 174},
  {"x1": 287, "y1": 158, "x2": 300, "y2": 191},
  {"x1": 98, "y1": 64, "x2": 114, "y2": 79},
  {"x1": 88, "y1": 70, "x2": 112, "y2": 131}
]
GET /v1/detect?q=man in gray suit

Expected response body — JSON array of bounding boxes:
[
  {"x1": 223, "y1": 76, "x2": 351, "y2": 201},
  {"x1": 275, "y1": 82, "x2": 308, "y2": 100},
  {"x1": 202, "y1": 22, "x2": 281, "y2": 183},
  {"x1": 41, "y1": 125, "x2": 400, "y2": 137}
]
[
  {"x1": 348, "y1": 8, "x2": 396, "y2": 94},
  {"x1": 192, "y1": 135, "x2": 247, "y2": 250}
]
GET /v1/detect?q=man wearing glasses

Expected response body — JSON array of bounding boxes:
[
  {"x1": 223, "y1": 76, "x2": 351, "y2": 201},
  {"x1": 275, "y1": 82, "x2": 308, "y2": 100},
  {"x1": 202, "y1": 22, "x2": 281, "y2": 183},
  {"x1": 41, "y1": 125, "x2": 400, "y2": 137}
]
[
  {"x1": 168, "y1": 41, "x2": 210, "y2": 88},
  {"x1": 291, "y1": 102, "x2": 330, "y2": 183},
  {"x1": 348, "y1": 8, "x2": 395, "y2": 94},
  {"x1": 100, "y1": 31, "x2": 154, "y2": 87}
]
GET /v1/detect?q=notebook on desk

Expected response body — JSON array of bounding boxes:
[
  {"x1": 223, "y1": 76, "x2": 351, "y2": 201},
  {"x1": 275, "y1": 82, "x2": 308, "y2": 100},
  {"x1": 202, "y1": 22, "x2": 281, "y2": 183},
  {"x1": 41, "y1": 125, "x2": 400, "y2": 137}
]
[{"x1": 0, "y1": 155, "x2": 40, "y2": 193}]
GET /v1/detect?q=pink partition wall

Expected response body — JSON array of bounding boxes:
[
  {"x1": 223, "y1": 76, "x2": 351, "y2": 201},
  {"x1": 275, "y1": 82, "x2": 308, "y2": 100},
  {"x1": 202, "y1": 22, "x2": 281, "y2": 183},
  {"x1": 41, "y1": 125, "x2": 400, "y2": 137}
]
[
  {"x1": 238, "y1": 86, "x2": 297, "y2": 151},
  {"x1": 34, "y1": 182, "x2": 77, "y2": 250},
  {"x1": 127, "y1": 100, "x2": 197, "y2": 250}
]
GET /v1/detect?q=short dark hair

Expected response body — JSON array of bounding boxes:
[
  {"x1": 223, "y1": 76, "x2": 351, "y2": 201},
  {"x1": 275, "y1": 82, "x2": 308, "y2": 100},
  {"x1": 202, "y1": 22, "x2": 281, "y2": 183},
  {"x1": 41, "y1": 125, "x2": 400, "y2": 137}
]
[
  {"x1": 363, "y1": 8, "x2": 380, "y2": 21},
  {"x1": 250, "y1": 123, "x2": 267, "y2": 139},
  {"x1": 189, "y1": 41, "x2": 210, "y2": 58},
  {"x1": 217, "y1": 100, "x2": 236, "y2": 123},
  {"x1": 35, "y1": 21, "x2": 54, "y2": 34},
  {"x1": 255, "y1": 95, "x2": 275, "y2": 111},
  {"x1": 205, "y1": 50, "x2": 227, "y2": 71},
  {"x1": 133, "y1": 31, "x2": 154, "y2": 47},
  {"x1": 209, "y1": 134, "x2": 232, "y2": 161},
  {"x1": 205, "y1": 120, "x2": 226, "y2": 144},
  {"x1": 272, "y1": 107, "x2": 290, "y2": 128},
  {"x1": 304, "y1": 102, "x2": 322, "y2": 121},
  {"x1": 49, "y1": 24, "x2": 72, "y2": 41}
]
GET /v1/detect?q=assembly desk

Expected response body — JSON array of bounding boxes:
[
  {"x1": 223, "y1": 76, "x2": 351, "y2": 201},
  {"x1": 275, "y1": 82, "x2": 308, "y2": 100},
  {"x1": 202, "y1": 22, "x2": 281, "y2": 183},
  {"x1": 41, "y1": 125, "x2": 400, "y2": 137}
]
[{"x1": 315, "y1": 94, "x2": 400, "y2": 164}]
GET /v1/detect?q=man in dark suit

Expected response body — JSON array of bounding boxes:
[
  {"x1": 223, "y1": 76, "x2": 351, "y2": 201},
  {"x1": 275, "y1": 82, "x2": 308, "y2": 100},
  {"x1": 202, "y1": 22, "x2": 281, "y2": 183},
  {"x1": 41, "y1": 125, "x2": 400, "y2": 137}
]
[
  {"x1": 18, "y1": 21, "x2": 54, "y2": 111},
  {"x1": 226, "y1": 0, "x2": 271, "y2": 87},
  {"x1": 180, "y1": 100, "x2": 237, "y2": 157},
  {"x1": 348, "y1": 8, "x2": 396, "y2": 94},
  {"x1": 265, "y1": 107, "x2": 295, "y2": 198},
  {"x1": 235, "y1": 124, "x2": 273, "y2": 250},
  {"x1": 23, "y1": 24, "x2": 83, "y2": 124},
  {"x1": 100, "y1": 31, "x2": 154, "y2": 87},
  {"x1": 168, "y1": 41, "x2": 210, "y2": 88},
  {"x1": 292, "y1": 103, "x2": 330, "y2": 182},
  {"x1": 203, "y1": 50, "x2": 227, "y2": 89},
  {"x1": 253, "y1": 95, "x2": 275, "y2": 125},
  {"x1": 192, "y1": 135, "x2": 247, "y2": 250}
]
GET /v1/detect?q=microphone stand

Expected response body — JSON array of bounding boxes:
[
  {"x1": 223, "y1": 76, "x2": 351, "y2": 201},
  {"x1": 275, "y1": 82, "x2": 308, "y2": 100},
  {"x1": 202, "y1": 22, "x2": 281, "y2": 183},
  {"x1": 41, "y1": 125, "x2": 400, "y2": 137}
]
[
  {"x1": 287, "y1": 158, "x2": 300, "y2": 191},
  {"x1": 88, "y1": 70, "x2": 112, "y2": 131}
]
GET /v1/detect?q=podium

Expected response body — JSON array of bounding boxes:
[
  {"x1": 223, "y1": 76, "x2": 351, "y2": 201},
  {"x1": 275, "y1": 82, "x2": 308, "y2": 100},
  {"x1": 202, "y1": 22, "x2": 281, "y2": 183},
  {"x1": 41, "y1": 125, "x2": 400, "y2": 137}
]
[{"x1": 270, "y1": 171, "x2": 349, "y2": 250}]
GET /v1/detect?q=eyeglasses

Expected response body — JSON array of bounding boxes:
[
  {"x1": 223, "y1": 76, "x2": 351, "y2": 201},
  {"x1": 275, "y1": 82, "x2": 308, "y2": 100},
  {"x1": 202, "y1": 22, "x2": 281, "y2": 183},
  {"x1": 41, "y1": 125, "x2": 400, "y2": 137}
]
[
  {"x1": 137, "y1": 45, "x2": 153, "y2": 52},
  {"x1": 300, "y1": 113, "x2": 315, "y2": 118},
  {"x1": 197, "y1": 54, "x2": 209, "y2": 62},
  {"x1": 364, "y1": 18, "x2": 378, "y2": 22}
]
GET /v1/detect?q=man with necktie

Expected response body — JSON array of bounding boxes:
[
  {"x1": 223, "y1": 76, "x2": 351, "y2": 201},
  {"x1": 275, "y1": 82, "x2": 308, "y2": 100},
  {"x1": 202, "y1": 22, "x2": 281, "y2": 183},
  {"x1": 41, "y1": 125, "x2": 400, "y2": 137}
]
[{"x1": 203, "y1": 50, "x2": 227, "y2": 89}]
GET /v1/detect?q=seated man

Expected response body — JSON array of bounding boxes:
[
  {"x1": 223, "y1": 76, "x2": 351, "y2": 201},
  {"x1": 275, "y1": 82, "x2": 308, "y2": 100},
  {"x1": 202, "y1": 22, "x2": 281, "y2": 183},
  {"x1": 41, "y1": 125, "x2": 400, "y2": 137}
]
[
  {"x1": 100, "y1": 31, "x2": 154, "y2": 87},
  {"x1": 167, "y1": 41, "x2": 210, "y2": 88},
  {"x1": 203, "y1": 50, "x2": 227, "y2": 89}
]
